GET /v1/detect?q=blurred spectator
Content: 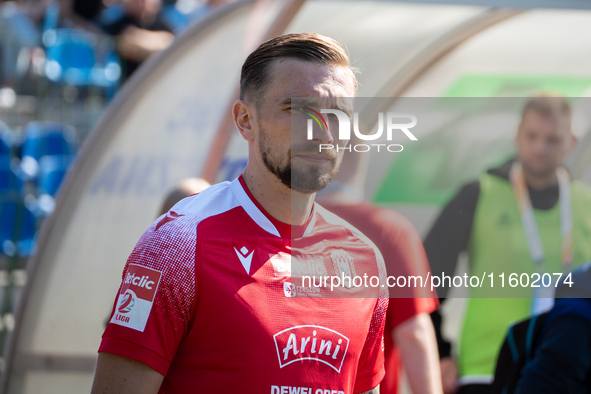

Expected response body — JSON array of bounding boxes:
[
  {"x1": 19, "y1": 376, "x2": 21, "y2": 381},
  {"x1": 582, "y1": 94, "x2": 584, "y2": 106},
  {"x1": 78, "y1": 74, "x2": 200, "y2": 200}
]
[
  {"x1": 0, "y1": 0, "x2": 106, "y2": 90},
  {"x1": 0, "y1": 2, "x2": 39, "y2": 88},
  {"x1": 426, "y1": 95, "x2": 591, "y2": 394},
  {"x1": 159, "y1": 177, "x2": 210, "y2": 215},
  {"x1": 26, "y1": 0, "x2": 104, "y2": 33},
  {"x1": 95, "y1": 0, "x2": 178, "y2": 80},
  {"x1": 514, "y1": 262, "x2": 591, "y2": 394},
  {"x1": 72, "y1": 0, "x2": 104, "y2": 21},
  {"x1": 316, "y1": 147, "x2": 442, "y2": 394}
]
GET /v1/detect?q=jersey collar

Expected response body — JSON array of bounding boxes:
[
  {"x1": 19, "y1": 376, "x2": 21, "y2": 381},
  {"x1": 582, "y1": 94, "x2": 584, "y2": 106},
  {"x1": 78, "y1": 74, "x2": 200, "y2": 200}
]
[{"x1": 231, "y1": 175, "x2": 314, "y2": 239}]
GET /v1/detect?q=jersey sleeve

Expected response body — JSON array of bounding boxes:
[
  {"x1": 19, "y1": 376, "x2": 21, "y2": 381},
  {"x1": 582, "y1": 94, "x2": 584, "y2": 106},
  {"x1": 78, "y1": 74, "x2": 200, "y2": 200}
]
[
  {"x1": 353, "y1": 250, "x2": 389, "y2": 393},
  {"x1": 98, "y1": 214, "x2": 197, "y2": 376}
]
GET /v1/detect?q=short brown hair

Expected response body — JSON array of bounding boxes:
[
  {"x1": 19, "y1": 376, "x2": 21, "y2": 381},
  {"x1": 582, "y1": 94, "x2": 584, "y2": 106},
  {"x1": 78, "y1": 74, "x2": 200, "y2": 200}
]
[
  {"x1": 239, "y1": 33, "x2": 357, "y2": 106},
  {"x1": 521, "y1": 94, "x2": 572, "y2": 131}
]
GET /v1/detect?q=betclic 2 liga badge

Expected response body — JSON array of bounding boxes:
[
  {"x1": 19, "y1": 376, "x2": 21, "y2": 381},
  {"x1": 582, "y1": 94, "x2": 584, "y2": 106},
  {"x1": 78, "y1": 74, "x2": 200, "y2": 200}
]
[{"x1": 110, "y1": 264, "x2": 162, "y2": 332}]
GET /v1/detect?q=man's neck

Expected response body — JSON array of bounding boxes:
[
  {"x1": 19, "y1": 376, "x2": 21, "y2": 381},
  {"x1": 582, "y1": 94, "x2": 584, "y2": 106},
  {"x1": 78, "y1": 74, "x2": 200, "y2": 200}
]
[
  {"x1": 522, "y1": 168, "x2": 559, "y2": 191},
  {"x1": 242, "y1": 166, "x2": 315, "y2": 226},
  {"x1": 315, "y1": 182, "x2": 365, "y2": 206},
  {"x1": 316, "y1": 190, "x2": 356, "y2": 205}
]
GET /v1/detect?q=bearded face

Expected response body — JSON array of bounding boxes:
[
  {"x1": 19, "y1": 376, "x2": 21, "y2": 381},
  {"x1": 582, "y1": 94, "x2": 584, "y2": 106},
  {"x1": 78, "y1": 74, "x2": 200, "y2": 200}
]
[
  {"x1": 258, "y1": 120, "x2": 341, "y2": 194},
  {"x1": 516, "y1": 109, "x2": 574, "y2": 179}
]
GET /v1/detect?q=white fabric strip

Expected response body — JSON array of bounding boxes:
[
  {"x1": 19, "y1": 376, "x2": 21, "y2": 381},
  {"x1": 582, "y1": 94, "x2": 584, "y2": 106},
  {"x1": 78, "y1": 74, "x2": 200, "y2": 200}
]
[
  {"x1": 229, "y1": 178, "x2": 281, "y2": 238},
  {"x1": 509, "y1": 162, "x2": 573, "y2": 314}
]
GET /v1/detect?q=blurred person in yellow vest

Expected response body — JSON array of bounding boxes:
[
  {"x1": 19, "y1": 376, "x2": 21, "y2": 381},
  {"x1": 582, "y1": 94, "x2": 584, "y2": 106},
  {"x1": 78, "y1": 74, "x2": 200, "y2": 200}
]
[{"x1": 425, "y1": 94, "x2": 591, "y2": 394}]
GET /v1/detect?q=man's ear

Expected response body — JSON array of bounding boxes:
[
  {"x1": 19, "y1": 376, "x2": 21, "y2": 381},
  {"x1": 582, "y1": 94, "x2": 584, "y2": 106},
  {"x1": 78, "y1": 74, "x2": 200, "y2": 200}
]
[
  {"x1": 233, "y1": 100, "x2": 255, "y2": 141},
  {"x1": 568, "y1": 132, "x2": 577, "y2": 151},
  {"x1": 515, "y1": 122, "x2": 523, "y2": 144}
]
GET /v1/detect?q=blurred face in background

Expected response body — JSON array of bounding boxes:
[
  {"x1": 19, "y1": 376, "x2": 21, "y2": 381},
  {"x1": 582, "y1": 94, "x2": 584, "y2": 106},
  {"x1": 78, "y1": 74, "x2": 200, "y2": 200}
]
[{"x1": 516, "y1": 108, "x2": 575, "y2": 179}]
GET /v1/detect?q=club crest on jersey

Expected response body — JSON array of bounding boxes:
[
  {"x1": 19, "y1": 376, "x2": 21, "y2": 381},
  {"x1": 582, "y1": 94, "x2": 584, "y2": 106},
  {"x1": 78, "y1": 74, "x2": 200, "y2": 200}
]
[
  {"x1": 330, "y1": 250, "x2": 356, "y2": 288},
  {"x1": 282, "y1": 281, "x2": 321, "y2": 298},
  {"x1": 283, "y1": 282, "x2": 296, "y2": 298},
  {"x1": 110, "y1": 264, "x2": 162, "y2": 332},
  {"x1": 273, "y1": 325, "x2": 350, "y2": 373}
]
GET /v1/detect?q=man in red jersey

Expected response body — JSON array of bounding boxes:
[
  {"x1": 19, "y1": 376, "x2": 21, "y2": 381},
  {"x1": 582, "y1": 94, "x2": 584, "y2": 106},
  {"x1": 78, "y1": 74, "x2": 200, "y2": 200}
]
[
  {"x1": 317, "y1": 147, "x2": 442, "y2": 394},
  {"x1": 91, "y1": 33, "x2": 388, "y2": 394}
]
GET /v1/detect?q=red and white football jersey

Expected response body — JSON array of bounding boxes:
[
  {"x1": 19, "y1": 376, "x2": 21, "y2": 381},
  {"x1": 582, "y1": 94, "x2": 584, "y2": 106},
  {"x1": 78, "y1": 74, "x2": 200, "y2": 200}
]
[{"x1": 100, "y1": 175, "x2": 388, "y2": 393}]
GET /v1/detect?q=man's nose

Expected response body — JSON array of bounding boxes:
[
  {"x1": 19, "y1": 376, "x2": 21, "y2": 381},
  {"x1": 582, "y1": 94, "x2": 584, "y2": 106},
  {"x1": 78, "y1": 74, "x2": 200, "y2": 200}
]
[
  {"x1": 308, "y1": 118, "x2": 334, "y2": 144},
  {"x1": 535, "y1": 139, "x2": 551, "y2": 154}
]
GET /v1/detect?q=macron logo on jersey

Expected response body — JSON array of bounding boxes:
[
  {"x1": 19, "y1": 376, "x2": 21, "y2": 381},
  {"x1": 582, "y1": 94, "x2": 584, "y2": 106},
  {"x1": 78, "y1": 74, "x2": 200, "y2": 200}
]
[
  {"x1": 235, "y1": 246, "x2": 254, "y2": 274},
  {"x1": 110, "y1": 264, "x2": 162, "y2": 332},
  {"x1": 273, "y1": 325, "x2": 350, "y2": 373}
]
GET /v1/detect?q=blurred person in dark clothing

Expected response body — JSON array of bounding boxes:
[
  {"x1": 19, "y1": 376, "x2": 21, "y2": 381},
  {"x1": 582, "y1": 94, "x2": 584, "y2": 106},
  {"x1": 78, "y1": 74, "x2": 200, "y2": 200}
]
[
  {"x1": 72, "y1": 0, "x2": 104, "y2": 21},
  {"x1": 1, "y1": 0, "x2": 107, "y2": 90},
  {"x1": 515, "y1": 262, "x2": 591, "y2": 394},
  {"x1": 96, "y1": 0, "x2": 176, "y2": 80},
  {"x1": 27, "y1": 0, "x2": 103, "y2": 32}
]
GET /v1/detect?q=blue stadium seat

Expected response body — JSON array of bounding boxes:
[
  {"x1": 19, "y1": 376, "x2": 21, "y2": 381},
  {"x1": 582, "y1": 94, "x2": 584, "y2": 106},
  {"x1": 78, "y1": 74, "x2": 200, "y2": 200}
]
[
  {"x1": 0, "y1": 120, "x2": 12, "y2": 155},
  {"x1": 43, "y1": 28, "x2": 121, "y2": 90},
  {"x1": 160, "y1": 5, "x2": 190, "y2": 33},
  {"x1": 0, "y1": 155, "x2": 21, "y2": 195},
  {"x1": 36, "y1": 155, "x2": 73, "y2": 216},
  {"x1": 0, "y1": 137, "x2": 8, "y2": 157},
  {"x1": 0, "y1": 122, "x2": 21, "y2": 194},
  {"x1": 44, "y1": 29, "x2": 96, "y2": 86},
  {"x1": 37, "y1": 155, "x2": 73, "y2": 197},
  {"x1": 15, "y1": 204, "x2": 35, "y2": 257},
  {"x1": 20, "y1": 122, "x2": 77, "y2": 180},
  {"x1": 0, "y1": 200, "x2": 17, "y2": 257},
  {"x1": 21, "y1": 121, "x2": 77, "y2": 158},
  {"x1": 41, "y1": 1, "x2": 121, "y2": 90},
  {"x1": 1, "y1": 121, "x2": 21, "y2": 258}
]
